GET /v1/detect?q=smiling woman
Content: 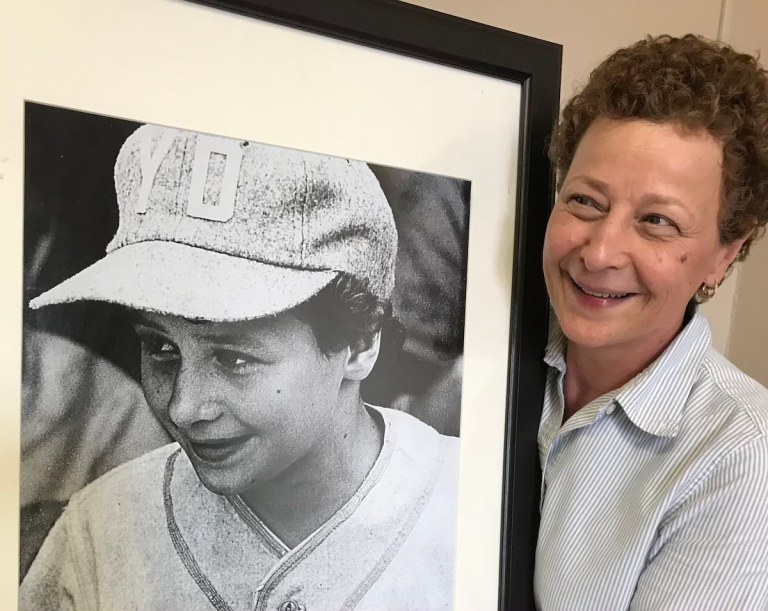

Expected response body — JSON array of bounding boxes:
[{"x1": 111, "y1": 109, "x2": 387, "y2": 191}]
[
  {"x1": 536, "y1": 35, "x2": 768, "y2": 610},
  {"x1": 544, "y1": 118, "x2": 743, "y2": 408}
]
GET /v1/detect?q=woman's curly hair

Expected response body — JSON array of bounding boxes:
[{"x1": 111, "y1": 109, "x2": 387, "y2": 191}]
[{"x1": 549, "y1": 34, "x2": 768, "y2": 261}]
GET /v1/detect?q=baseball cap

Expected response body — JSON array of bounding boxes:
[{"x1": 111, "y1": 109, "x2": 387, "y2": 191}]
[{"x1": 29, "y1": 124, "x2": 398, "y2": 321}]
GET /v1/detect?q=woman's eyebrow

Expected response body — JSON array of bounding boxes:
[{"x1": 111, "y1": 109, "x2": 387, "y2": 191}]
[
  {"x1": 640, "y1": 192, "x2": 686, "y2": 208},
  {"x1": 565, "y1": 175, "x2": 611, "y2": 195}
]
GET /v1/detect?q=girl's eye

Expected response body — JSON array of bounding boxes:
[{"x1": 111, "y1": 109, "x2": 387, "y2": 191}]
[
  {"x1": 140, "y1": 336, "x2": 179, "y2": 363},
  {"x1": 215, "y1": 350, "x2": 261, "y2": 374}
]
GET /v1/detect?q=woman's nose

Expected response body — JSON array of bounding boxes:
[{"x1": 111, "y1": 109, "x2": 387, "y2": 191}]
[{"x1": 579, "y1": 219, "x2": 631, "y2": 272}]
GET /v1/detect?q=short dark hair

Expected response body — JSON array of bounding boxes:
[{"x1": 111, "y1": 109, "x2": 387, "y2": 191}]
[
  {"x1": 549, "y1": 34, "x2": 768, "y2": 261},
  {"x1": 291, "y1": 273, "x2": 404, "y2": 356}
]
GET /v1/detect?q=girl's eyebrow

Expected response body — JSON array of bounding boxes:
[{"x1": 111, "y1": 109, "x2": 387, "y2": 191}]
[
  {"x1": 132, "y1": 314, "x2": 168, "y2": 333},
  {"x1": 199, "y1": 331, "x2": 267, "y2": 348},
  {"x1": 132, "y1": 317, "x2": 264, "y2": 348},
  {"x1": 200, "y1": 332, "x2": 247, "y2": 344}
]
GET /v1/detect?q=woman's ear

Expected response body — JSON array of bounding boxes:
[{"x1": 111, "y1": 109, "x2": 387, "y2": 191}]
[
  {"x1": 343, "y1": 332, "x2": 381, "y2": 381},
  {"x1": 711, "y1": 233, "x2": 750, "y2": 284}
]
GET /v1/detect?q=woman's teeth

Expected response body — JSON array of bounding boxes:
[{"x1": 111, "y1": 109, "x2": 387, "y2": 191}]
[{"x1": 575, "y1": 280, "x2": 629, "y2": 299}]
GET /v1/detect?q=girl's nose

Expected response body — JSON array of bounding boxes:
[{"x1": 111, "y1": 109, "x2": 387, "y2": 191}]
[{"x1": 167, "y1": 365, "x2": 221, "y2": 429}]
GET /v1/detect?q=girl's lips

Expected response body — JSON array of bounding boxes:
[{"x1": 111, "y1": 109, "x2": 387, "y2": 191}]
[{"x1": 189, "y1": 435, "x2": 253, "y2": 463}]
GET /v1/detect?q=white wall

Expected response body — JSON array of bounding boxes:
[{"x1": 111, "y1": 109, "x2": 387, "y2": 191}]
[
  {"x1": 403, "y1": 0, "x2": 722, "y2": 102},
  {"x1": 721, "y1": 0, "x2": 768, "y2": 386}
]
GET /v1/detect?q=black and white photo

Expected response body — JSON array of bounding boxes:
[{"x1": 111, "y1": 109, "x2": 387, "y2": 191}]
[{"x1": 19, "y1": 104, "x2": 469, "y2": 610}]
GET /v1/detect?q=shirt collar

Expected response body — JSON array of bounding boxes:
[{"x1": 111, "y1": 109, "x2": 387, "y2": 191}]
[
  {"x1": 543, "y1": 308, "x2": 567, "y2": 373},
  {"x1": 543, "y1": 309, "x2": 712, "y2": 437}
]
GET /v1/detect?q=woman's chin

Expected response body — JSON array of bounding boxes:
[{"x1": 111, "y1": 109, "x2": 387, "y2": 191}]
[{"x1": 559, "y1": 322, "x2": 621, "y2": 351}]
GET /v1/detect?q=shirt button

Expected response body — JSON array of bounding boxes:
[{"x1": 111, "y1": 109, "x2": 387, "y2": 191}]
[
  {"x1": 606, "y1": 403, "x2": 616, "y2": 415},
  {"x1": 279, "y1": 602, "x2": 305, "y2": 611}
]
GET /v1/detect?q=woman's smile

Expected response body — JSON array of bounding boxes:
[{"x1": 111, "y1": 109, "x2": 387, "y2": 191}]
[{"x1": 568, "y1": 275, "x2": 636, "y2": 305}]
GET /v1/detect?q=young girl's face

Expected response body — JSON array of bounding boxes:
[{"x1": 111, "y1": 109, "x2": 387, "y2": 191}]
[{"x1": 133, "y1": 311, "x2": 351, "y2": 496}]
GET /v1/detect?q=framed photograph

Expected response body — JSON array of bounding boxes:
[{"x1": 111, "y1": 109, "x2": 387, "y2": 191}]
[{"x1": 2, "y1": 1, "x2": 561, "y2": 609}]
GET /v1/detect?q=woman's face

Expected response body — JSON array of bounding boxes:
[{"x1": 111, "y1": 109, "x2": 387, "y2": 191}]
[
  {"x1": 543, "y1": 118, "x2": 744, "y2": 355},
  {"x1": 133, "y1": 311, "x2": 352, "y2": 497}
]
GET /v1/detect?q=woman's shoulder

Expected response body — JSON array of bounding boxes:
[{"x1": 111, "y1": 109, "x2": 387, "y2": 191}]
[{"x1": 700, "y1": 349, "x2": 768, "y2": 437}]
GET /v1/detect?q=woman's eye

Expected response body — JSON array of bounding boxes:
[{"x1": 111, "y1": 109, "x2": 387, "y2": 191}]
[
  {"x1": 643, "y1": 214, "x2": 678, "y2": 230},
  {"x1": 564, "y1": 193, "x2": 603, "y2": 218},
  {"x1": 570, "y1": 194, "x2": 596, "y2": 207},
  {"x1": 645, "y1": 214, "x2": 669, "y2": 225}
]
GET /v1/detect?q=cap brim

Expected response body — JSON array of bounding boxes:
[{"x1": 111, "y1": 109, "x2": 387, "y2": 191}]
[{"x1": 29, "y1": 241, "x2": 339, "y2": 321}]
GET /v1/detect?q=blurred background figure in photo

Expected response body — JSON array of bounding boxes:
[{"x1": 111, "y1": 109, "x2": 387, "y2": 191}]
[
  {"x1": 367, "y1": 167, "x2": 469, "y2": 437},
  {"x1": 20, "y1": 108, "x2": 170, "y2": 578}
]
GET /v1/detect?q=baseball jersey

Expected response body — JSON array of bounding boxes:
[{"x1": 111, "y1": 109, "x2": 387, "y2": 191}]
[{"x1": 19, "y1": 406, "x2": 460, "y2": 610}]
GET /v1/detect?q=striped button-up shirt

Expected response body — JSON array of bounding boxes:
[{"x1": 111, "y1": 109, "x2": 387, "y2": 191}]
[{"x1": 535, "y1": 310, "x2": 768, "y2": 610}]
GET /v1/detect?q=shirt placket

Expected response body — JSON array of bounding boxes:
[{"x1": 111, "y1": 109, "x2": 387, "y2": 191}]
[{"x1": 539, "y1": 368, "x2": 566, "y2": 505}]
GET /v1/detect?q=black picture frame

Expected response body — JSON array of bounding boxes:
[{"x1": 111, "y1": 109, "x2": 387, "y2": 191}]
[{"x1": 181, "y1": 1, "x2": 562, "y2": 608}]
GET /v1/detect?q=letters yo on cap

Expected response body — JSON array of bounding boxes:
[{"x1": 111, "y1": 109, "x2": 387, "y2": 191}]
[{"x1": 30, "y1": 125, "x2": 398, "y2": 321}]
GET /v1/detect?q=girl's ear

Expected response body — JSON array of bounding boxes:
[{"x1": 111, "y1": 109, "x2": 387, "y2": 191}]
[{"x1": 343, "y1": 332, "x2": 381, "y2": 381}]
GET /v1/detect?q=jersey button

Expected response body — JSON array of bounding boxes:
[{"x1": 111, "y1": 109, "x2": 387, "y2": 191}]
[{"x1": 279, "y1": 601, "x2": 305, "y2": 611}]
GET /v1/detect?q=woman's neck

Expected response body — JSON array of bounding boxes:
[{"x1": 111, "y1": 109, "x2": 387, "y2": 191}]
[{"x1": 562, "y1": 335, "x2": 673, "y2": 423}]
